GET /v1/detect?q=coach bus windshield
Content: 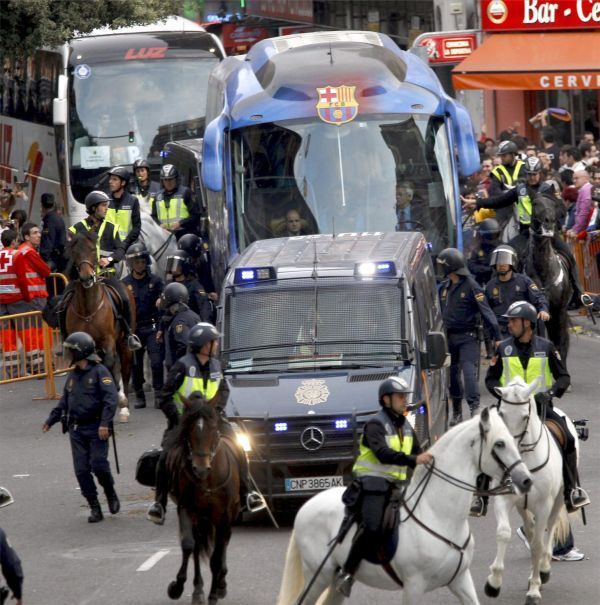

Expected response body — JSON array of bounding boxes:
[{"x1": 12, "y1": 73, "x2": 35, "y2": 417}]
[
  {"x1": 230, "y1": 114, "x2": 456, "y2": 254},
  {"x1": 68, "y1": 54, "x2": 218, "y2": 200}
]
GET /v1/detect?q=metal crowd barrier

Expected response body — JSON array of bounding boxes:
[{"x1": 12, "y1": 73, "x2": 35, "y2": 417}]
[
  {"x1": 0, "y1": 273, "x2": 70, "y2": 399},
  {"x1": 569, "y1": 237, "x2": 600, "y2": 295}
]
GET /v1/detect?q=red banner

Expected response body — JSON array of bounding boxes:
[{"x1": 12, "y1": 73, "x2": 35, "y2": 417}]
[
  {"x1": 417, "y1": 34, "x2": 477, "y2": 64},
  {"x1": 245, "y1": 0, "x2": 313, "y2": 23},
  {"x1": 481, "y1": 0, "x2": 600, "y2": 31}
]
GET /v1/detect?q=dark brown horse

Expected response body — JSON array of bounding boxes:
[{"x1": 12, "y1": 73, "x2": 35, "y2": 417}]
[
  {"x1": 66, "y1": 230, "x2": 133, "y2": 422},
  {"x1": 166, "y1": 393, "x2": 240, "y2": 605}
]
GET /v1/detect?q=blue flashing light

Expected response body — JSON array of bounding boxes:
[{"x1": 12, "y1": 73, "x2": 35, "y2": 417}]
[
  {"x1": 234, "y1": 266, "x2": 275, "y2": 285},
  {"x1": 418, "y1": 405, "x2": 425, "y2": 415},
  {"x1": 355, "y1": 261, "x2": 396, "y2": 277},
  {"x1": 241, "y1": 269, "x2": 255, "y2": 281},
  {"x1": 334, "y1": 419, "x2": 349, "y2": 429},
  {"x1": 274, "y1": 422, "x2": 288, "y2": 432}
]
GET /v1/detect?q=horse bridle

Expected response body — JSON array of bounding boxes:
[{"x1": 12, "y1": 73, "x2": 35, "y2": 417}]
[{"x1": 76, "y1": 259, "x2": 97, "y2": 288}]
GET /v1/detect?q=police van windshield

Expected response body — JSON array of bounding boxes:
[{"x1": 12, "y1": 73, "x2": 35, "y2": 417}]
[
  {"x1": 231, "y1": 114, "x2": 456, "y2": 254},
  {"x1": 222, "y1": 277, "x2": 410, "y2": 373}
]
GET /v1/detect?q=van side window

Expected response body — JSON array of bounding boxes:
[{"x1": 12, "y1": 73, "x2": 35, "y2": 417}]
[{"x1": 411, "y1": 284, "x2": 427, "y2": 347}]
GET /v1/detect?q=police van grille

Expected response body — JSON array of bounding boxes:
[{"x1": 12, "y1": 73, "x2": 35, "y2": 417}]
[{"x1": 348, "y1": 371, "x2": 396, "y2": 383}]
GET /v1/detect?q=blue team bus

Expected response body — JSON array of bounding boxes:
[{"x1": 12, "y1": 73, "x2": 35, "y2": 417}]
[{"x1": 201, "y1": 30, "x2": 480, "y2": 288}]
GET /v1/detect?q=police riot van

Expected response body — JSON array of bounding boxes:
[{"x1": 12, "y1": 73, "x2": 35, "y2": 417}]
[{"x1": 218, "y1": 231, "x2": 448, "y2": 509}]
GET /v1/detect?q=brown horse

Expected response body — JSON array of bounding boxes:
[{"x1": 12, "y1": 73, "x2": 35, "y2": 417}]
[
  {"x1": 166, "y1": 393, "x2": 240, "y2": 605},
  {"x1": 66, "y1": 230, "x2": 133, "y2": 422}
]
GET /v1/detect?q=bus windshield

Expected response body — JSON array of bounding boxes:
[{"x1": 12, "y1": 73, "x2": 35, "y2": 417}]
[
  {"x1": 231, "y1": 114, "x2": 456, "y2": 254},
  {"x1": 68, "y1": 56, "x2": 218, "y2": 197}
]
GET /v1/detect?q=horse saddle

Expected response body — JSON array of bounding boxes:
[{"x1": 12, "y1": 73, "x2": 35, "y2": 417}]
[{"x1": 545, "y1": 419, "x2": 566, "y2": 450}]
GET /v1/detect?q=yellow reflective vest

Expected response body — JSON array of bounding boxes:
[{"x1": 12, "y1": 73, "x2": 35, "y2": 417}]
[
  {"x1": 491, "y1": 160, "x2": 525, "y2": 190},
  {"x1": 516, "y1": 183, "x2": 533, "y2": 225},
  {"x1": 106, "y1": 200, "x2": 134, "y2": 242},
  {"x1": 173, "y1": 353, "x2": 221, "y2": 415},
  {"x1": 353, "y1": 410, "x2": 414, "y2": 482},
  {"x1": 68, "y1": 218, "x2": 120, "y2": 275},
  {"x1": 498, "y1": 336, "x2": 553, "y2": 393},
  {"x1": 150, "y1": 191, "x2": 190, "y2": 229}
]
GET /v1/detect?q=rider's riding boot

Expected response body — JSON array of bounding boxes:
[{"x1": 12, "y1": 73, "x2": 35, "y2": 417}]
[
  {"x1": 134, "y1": 391, "x2": 147, "y2": 409},
  {"x1": 564, "y1": 451, "x2": 591, "y2": 512},
  {"x1": 147, "y1": 455, "x2": 168, "y2": 525},
  {"x1": 449, "y1": 399, "x2": 463, "y2": 427},
  {"x1": 470, "y1": 474, "x2": 490, "y2": 517},
  {"x1": 86, "y1": 497, "x2": 104, "y2": 523},
  {"x1": 126, "y1": 328, "x2": 142, "y2": 351},
  {"x1": 335, "y1": 530, "x2": 367, "y2": 597}
]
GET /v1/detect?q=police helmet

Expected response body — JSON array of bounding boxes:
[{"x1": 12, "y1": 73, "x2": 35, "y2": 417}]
[
  {"x1": 178, "y1": 233, "x2": 203, "y2": 258},
  {"x1": 160, "y1": 164, "x2": 178, "y2": 180},
  {"x1": 84, "y1": 190, "x2": 110, "y2": 213},
  {"x1": 477, "y1": 218, "x2": 501, "y2": 240},
  {"x1": 132, "y1": 158, "x2": 150, "y2": 171},
  {"x1": 166, "y1": 249, "x2": 194, "y2": 276},
  {"x1": 188, "y1": 322, "x2": 220, "y2": 352},
  {"x1": 503, "y1": 300, "x2": 538, "y2": 324},
  {"x1": 378, "y1": 377, "x2": 412, "y2": 405},
  {"x1": 525, "y1": 156, "x2": 543, "y2": 174},
  {"x1": 0, "y1": 487, "x2": 14, "y2": 508},
  {"x1": 125, "y1": 242, "x2": 152, "y2": 266},
  {"x1": 497, "y1": 140, "x2": 518, "y2": 156},
  {"x1": 162, "y1": 281, "x2": 189, "y2": 307},
  {"x1": 108, "y1": 166, "x2": 130, "y2": 182},
  {"x1": 489, "y1": 244, "x2": 518, "y2": 268},
  {"x1": 63, "y1": 332, "x2": 101, "y2": 363},
  {"x1": 436, "y1": 248, "x2": 470, "y2": 277}
]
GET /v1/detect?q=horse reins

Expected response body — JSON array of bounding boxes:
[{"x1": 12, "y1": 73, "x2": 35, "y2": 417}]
[{"x1": 151, "y1": 232, "x2": 175, "y2": 262}]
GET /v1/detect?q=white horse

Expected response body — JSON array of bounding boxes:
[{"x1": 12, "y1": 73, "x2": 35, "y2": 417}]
[
  {"x1": 277, "y1": 407, "x2": 533, "y2": 605},
  {"x1": 485, "y1": 376, "x2": 571, "y2": 605}
]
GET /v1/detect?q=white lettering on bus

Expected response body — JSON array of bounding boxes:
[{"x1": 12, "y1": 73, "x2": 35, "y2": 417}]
[
  {"x1": 577, "y1": 0, "x2": 600, "y2": 22},
  {"x1": 524, "y1": 0, "x2": 559, "y2": 24}
]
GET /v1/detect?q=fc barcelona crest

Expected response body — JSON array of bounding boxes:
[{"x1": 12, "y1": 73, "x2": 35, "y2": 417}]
[{"x1": 316, "y1": 85, "x2": 359, "y2": 126}]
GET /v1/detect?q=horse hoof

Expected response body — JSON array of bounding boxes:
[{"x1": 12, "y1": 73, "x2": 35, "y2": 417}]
[
  {"x1": 484, "y1": 581, "x2": 501, "y2": 598},
  {"x1": 117, "y1": 409, "x2": 130, "y2": 423},
  {"x1": 540, "y1": 570, "x2": 551, "y2": 584},
  {"x1": 525, "y1": 595, "x2": 541, "y2": 605},
  {"x1": 168, "y1": 581, "x2": 184, "y2": 600}
]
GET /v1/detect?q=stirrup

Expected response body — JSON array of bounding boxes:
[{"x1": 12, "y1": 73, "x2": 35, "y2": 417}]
[
  {"x1": 569, "y1": 487, "x2": 591, "y2": 511},
  {"x1": 469, "y1": 495, "x2": 487, "y2": 517},
  {"x1": 127, "y1": 334, "x2": 142, "y2": 351},
  {"x1": 580, "y1": 293, "x2": 594, "y2": 308},
  {"x1": 334, "y1": 571, "x2": 355, "y2": 598},
  {"x1": 246, "y1": 491, "x2": 266, "y2": 513}
]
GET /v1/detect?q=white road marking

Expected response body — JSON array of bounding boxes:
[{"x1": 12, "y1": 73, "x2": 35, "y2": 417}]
[
  {"x1": 136, "y1": 549, "x2": 170, "y2": 571},
  {"x1": 12, "y1": 474, "x2": 30, "y2": 478}
]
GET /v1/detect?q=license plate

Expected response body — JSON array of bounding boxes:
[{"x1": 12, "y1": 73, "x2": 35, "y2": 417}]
[{"x1": 284, "y1": 475, "x2": 344, "y2": 492}]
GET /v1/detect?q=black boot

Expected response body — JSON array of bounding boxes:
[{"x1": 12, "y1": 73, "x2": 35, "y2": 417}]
[
  {"x1": 87, "y1": 497, "x2": 104, "y2": 523},
  {"x1": 134, "y1": 392, "x2": 147, "y2": 409},
  {"x1": 449, "y1": 399, "x2": 463, "y2": 427},
  {"x1": 105, "y1": 487, "x2": 120, "y2": 514},
  {"x1": 564, "y1": 452, "x2": 591, "y2": 512},
  {"x1": 335, "y1": 529, "x2": 368, "y2": 597},
  {"x1": 147, "y1": 454, "x2": 168, "y2": 525}
]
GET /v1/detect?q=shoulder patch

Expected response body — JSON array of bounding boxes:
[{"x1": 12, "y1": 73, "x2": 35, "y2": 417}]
[
  {"x1": 101, "y1": 377, "x2": 113, "y2": 384},
  {"x1": 555, "y1": 351, "x2": 561, "y2": 361},
  {"x1": 475, "y1": 292, "x2": 485, "y2": 302},
  {"x1": 175, "y1": 323, "x2": 183, "y2": 333},
  {"x1": 529, "y1": 283, "x2": 538, "y2": 290}
]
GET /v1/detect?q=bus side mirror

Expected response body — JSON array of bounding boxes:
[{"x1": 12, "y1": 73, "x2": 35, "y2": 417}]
[
  {"x1": 423, "y1": 331, "x2": 448, "y2": 370},
  {"x1": 446, "y1": 100, "x2": 480, "y2": 177},
  {"x1": 53, "y1": 75, "x2": 68, "y2": 126},
  {"x1": 202, "y1": 115, "x2": 227, "y2": 192}
]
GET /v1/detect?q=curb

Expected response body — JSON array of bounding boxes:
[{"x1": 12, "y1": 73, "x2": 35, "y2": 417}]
[{"x1": 568, "y1": 310, "x2": 600, "y2": 339}]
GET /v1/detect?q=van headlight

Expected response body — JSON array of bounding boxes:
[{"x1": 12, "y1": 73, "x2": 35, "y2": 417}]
[{"x1": 236, "y1": 432, "x2": 252, "y2": 452}]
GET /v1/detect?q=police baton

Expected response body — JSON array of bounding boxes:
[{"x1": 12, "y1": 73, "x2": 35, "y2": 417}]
[{"x1": 111, "y1": 426, "x2": 120, "y2": 474}]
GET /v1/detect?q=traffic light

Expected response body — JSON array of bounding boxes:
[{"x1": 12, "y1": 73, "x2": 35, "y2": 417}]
[{"x1": 128, "y1": 131, "x2": 135, "y2": 143}]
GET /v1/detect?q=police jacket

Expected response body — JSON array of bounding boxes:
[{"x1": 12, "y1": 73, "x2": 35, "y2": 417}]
[
  {"x1": 0, "y1": 526, "x2": 23, "y2": 601},
  {"x1": 163, "y1": 304, "x2": 201, "y2": 369},
  {"x1": 39, "y1": 209, "x2": 66, "y2": 271},
  {"x1": 439, "y1": 275, "x2": 501, "y2": 340},
  {"x1": 489, "y1": 161, "x2": 526, "y2": 196},
  {"x1": 485, "y1": 273, "x2": 549, "y2": 328},
  {"x1": 68, "y1": 218, "x2": 125, "y2": 270},
  {"x1": 466, "y1": 239, "x2": 499, "y2": 286},
  {"x1": 122, "y1": 271, "x2": 164, "y2": 327},
  {"x1": 485, "y1": 335, "x2": 570, "y2": 399},
  {"x1": 45, "y1": 362, "x2": 118, "y2": 427},
  {"x1": 107, "y1": 192, "x2": 141, "y2": 250},
  {"x1": 159, "y1": 354, "x2": 227, "y2": 421},
  {"x1": 150, "y1": 186, "x2": 199, "y2": 234},
  {"x1": 354, "y1": 408, "x2": 420, "y2": 483},
  {"x1": 477, "y1": 181, "x2": 539, "y2": 227},
  {"x1": 182, "y1": 277, "x2": 212, "y2": 322}
]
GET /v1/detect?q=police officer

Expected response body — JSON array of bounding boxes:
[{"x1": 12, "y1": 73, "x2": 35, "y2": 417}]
[
  {"x1": 489, "y1": 140, "x2": 526, "y2": 196},
  {"x1": 66, "y1": 191, "x2": 141, "y2": 351},
  {"x1": 122, "y1": 243, "x2": 165, "y2": 409},
  {"x1": 466, "y1": 218, "x2": 501, "y2": 287},
  {"x1": 334, "y1": 377, "x2": 433, "y2": 597},
  {"x1": 485, "y1": 245, "x2": 549, "y2": 338},
  {"x1": 177, "y1": 233, "x2": 218, "y2": 304},
  {"x1": 150, "y1": 165, "x2": 200, "y2": 240},
  {"x1": 106, "y1": 166, "x2": 141, "y2": 250},
  {"x1": 42, "y1": 332, "x2": 120, "y2": 523},
  {"x1": 158, "y1": 282, "x2": 201, "y2": 370},
  {"x1": 437, "y1": 248, "x2": 501, "y2": 426},
  {"x1": 0, "y1": 487, "x2": 23, "y2": 605},
  {"x1": 147, "y1": 323, "x2": 262, "y2": 525},
  {"x1": 131, "y1": 159, "x2": 159, "y2": 213},
  {"x1": 39, "y1": 192, "x2": 66, "y2": 274},
  {"x1": 165, "y1": 249, "x2": 213, "y2": 323},
  {"x1": 485, "y1": 301, "x2": 590, "y2": 513}
]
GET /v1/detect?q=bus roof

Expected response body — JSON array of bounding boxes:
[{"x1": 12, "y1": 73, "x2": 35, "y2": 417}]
[
  {"x1": 212, "y1": 30, "x2": 451, "y2": 129},
  {"x1": 77, "y1": 16, "x2": 205, "y2": 39}
]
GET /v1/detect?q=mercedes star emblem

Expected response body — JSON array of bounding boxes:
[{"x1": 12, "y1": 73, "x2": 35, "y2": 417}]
[{"x1": 300, "y1": 426, "x2": 325, "y2": 451}]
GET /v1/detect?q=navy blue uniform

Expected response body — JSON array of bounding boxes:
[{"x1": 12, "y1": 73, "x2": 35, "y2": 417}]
[
  {"x1": 0, "y1": 527, "x2": 23, "y2": 602},
  {"x1": 183, "y1": 277, "x2": 213, "y2": 323},
  {"x1": 44, "y1": 363, "x2": 118, "y2": 498},
  {"x1": 439, "y1": 275, "x2": 501, "y2": 414},
  {"x1": 39, "y1": 209, "x2": 67, "y2": 272},
  {"x1": 123, "y1": 271, "x2": 165, "y2": 395},
  {"x1": 466, "y1": 240, "x2": 498, "y2": 287},
  {"x1": 485, "y1": 272, "x2": 549, "y2": 337},
  {"x1": 162, "y1": 304, "x2": 201, "y2": 369}
]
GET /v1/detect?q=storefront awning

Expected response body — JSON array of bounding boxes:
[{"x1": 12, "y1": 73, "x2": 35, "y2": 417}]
[{"x1": 452, "y1": 32, "x2": 600, "y2": 90}]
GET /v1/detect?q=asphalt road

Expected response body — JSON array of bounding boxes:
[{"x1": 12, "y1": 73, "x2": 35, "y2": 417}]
[{"x1": 1, "y1": 333, "x2": 598, "y2": 605}]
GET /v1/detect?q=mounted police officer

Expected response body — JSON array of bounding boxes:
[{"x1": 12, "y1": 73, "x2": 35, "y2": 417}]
[
  {"x1": 158, "y1": 281, "x2": 201, "y2": 370},
  {"x1": 66, "y1": 191, "x2": 141, "y2": 350},
  {"x1": 437, "y1": 248, "x2": 501, "y2": 426},
  {"x1": 147, "y1": 323, "x2": 262, "y2": 525},
  {"x1": 131, "y1": 158, "x2": 159, "y2": 213},
  {"x1": 334, "y1": 377, "x2": 433, "y2": 598},
  {"x1": 106, "y1": 166, "x2": 141, "y2": 250},
  {"x1": 165, "y1": 249, "x2": 213, "y2": 323},
  {"x1": 0, "y1": 487, "x2": 23, "y2": 605},
  {"x1": 177, "y1": 233, "x2": 218, "y2": 305},
  {"x1": 150, "y1": 165, "x2": 200, "y2": 240},
  {"x1": 485, "y1": 245, "x2": 549, "y2": 338},
  {"x1": 122, "y1": 243, "x2": 165, "y2": 408},
  {"x1": 42, "y1": 332, "x2": 121, "y2": 523},
  {"x1": 484, "y1": 301, "x2": 590, "y2": 514}
]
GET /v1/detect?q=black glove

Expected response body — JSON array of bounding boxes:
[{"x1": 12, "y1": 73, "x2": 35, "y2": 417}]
[{"x1": 534, "y1": 391, "x2": 552, "y2": 414}]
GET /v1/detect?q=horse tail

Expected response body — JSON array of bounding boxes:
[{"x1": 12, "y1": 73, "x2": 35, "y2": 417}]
[
  {"x1": 277, "y1": 530, "x2": 305, "y2": 605},
  {"x1": 553, "y1": 505, "x2": 570, "y2": 545}
]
